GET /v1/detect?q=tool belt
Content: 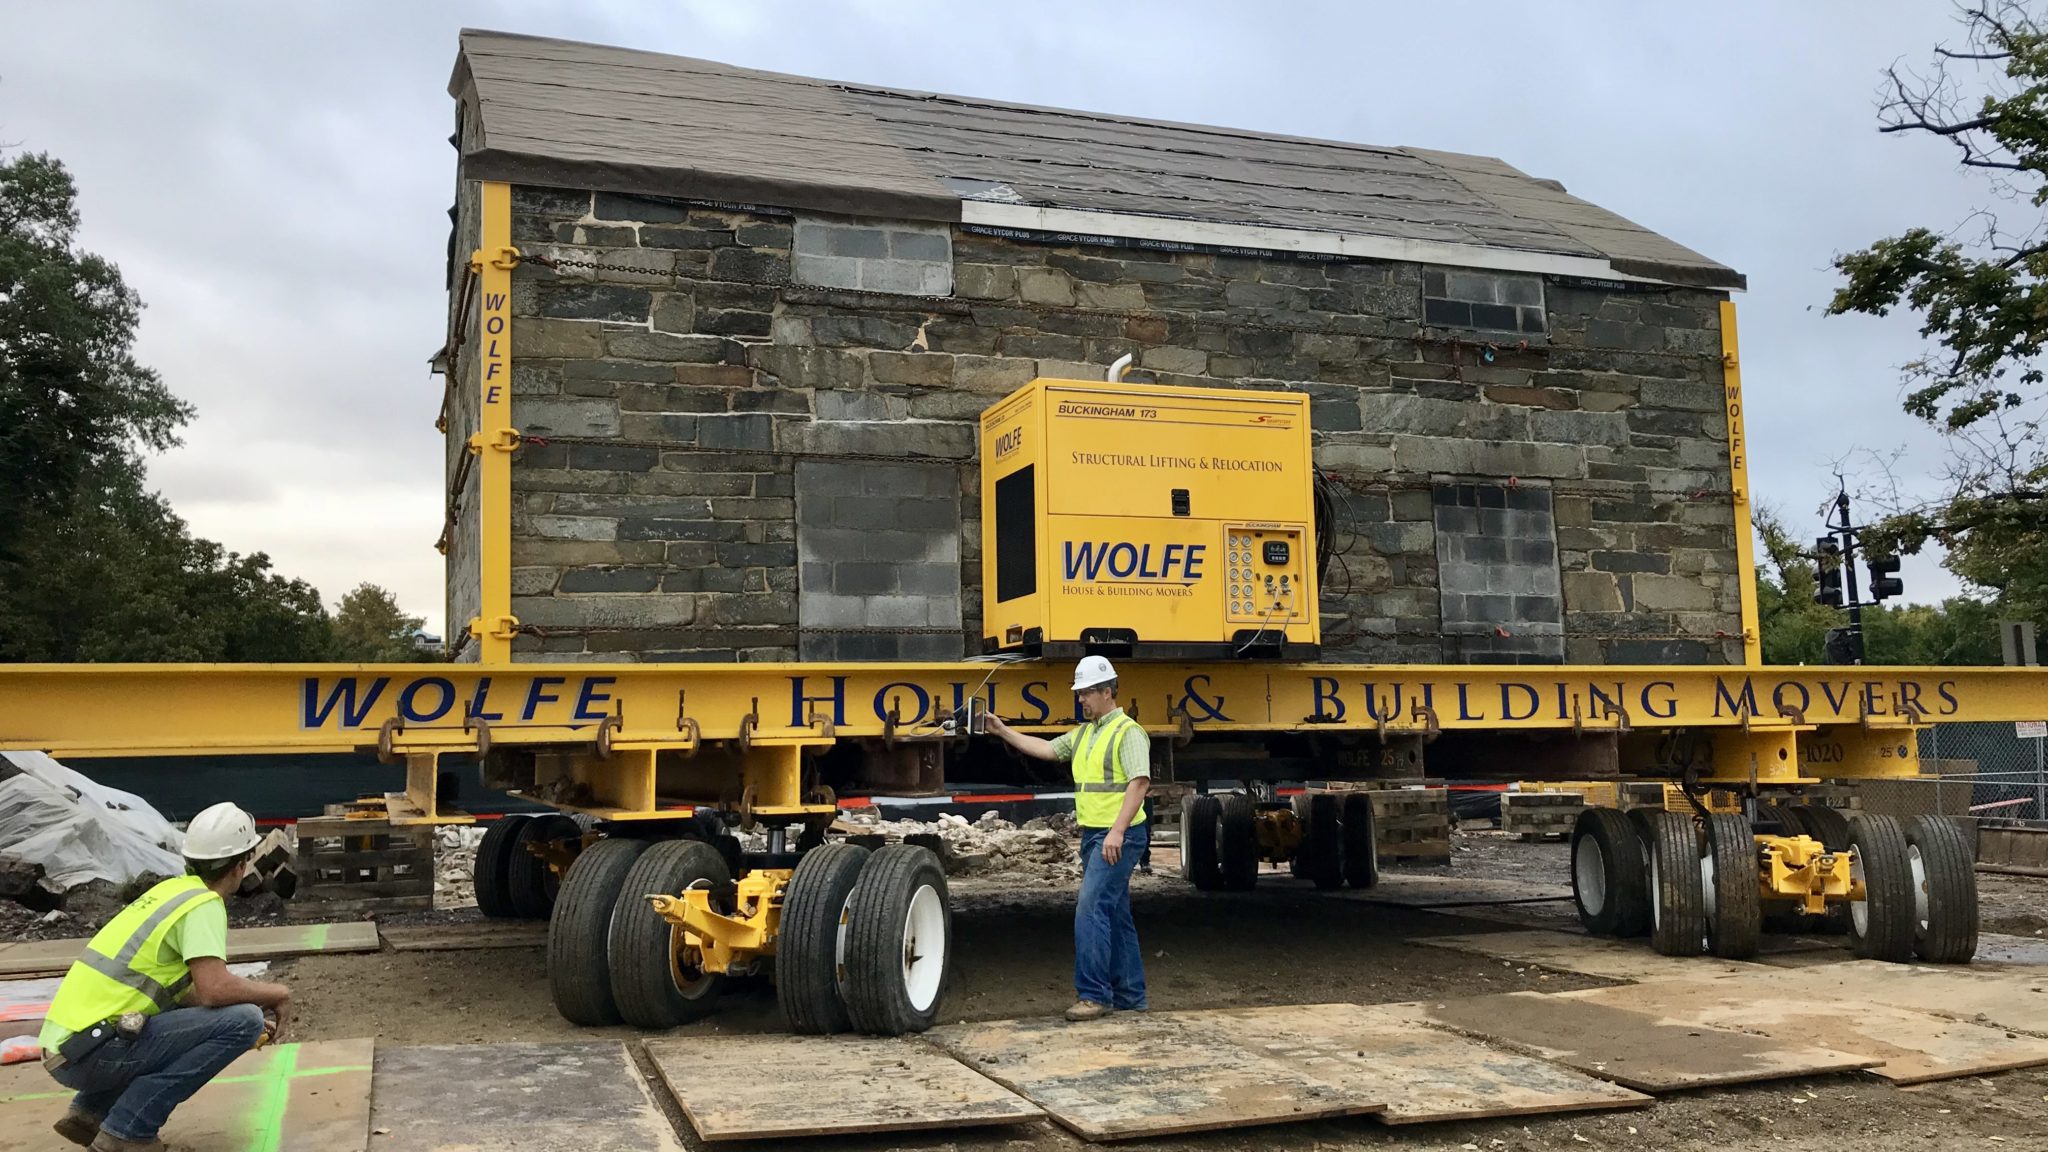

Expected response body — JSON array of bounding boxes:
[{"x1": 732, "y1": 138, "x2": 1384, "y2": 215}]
[{"x1": 45, "y1": 1012, "x2": 142, "y2": 1071}]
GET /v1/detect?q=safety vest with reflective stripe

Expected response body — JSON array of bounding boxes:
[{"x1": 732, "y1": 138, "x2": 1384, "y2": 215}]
[
  {"x1": 46, "y1": 875, "x2": 219, "y2": 1034},
  {"x1": 1071, "y1": 711, "x2": 1147, "y2": 828}
]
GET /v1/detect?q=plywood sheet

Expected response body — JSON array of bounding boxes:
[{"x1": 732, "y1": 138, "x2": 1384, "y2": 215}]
[
  {"x1": 1421, "y1": 992, "x2": 1879, "y2": 1092},
  {"x1": 0, "y1": 1038, "x2": 371, "y2": 1152},
  {"x1": 1214, "y1": 1003, "x2": 1650, "y2": 1125},
  {"x1": 379, "y1": 922, "x2": 549, "y2": 952},
  {"x1": 1762, "y1": 961, "x2": 2048, "y2": 1037},
  {"x1": 929, "y1": 1013, "x2": 1382, "y2": 1141},
  {"x1": 0, "y1": 922, "x2": 377, "y2": 978},
  {"x1": 1558, "y1": 977, "x2": 2048, "y2": 1085},
  {"x1": 645, "y1": 1033, "x2": 1039, "y2": 1141},
  {"x1": 1411, "y1": 930, "x2": 1781, "y2": 982},
  {"x1": 369, "y1": 1042, "x2": 681, "y2": 1152},
  {"x1": 1328, "y1": 873, "x2": 1573, "y2": 907}
]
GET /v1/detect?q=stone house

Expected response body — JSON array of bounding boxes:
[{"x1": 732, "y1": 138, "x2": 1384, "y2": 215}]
[{"x1": 442, "y1": 30, "x2": 1748, "y2": 668}]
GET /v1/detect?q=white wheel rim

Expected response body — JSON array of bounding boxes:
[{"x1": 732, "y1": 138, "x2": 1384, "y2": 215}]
[
  {"x1": 901, "y1": 883, "x2": 946, "y2": 1012},
  {"x1": 1908, "y1": 844, "x2": 1930, "y2": 936},
  {"x1": 1850, "y1": 843, "x2": 1870, "y2": 937},
  {"x1": 833, "y1": 893, "x2": 854, "y2": 990},
  {"x1": 1574, "y1": 837, "x2": 1608, "y2": 917},
  {"x1": 1649, "y1": 845, "x2": 1663, "y2": 931},
  {"x1": 1700, "y1": 850, "x2": 1717, "y2": 922}
]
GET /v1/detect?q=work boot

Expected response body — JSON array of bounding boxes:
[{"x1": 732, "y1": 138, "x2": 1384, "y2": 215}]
[
  {"x1": 1064, "y1": 1000, "x2": 1113, "y2": 1022},
  {"x1": 52, "y1": 1107, "x2": 101, "y2": 1147},
  {"x1": 88, "y1": 1130, "x2": 165, "y2": 1152}
]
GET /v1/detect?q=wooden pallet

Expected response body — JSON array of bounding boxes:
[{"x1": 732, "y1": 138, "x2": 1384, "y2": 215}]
[
  {"x1": 291, "y1": 814, "x2": 434, "y2": 919},
  {"x1": 1501, "y1": 792, "x2": 1583, "y2": 841},
  {"x1": 1370, "y1": 788, "x2": 1450, "y2": 865}
]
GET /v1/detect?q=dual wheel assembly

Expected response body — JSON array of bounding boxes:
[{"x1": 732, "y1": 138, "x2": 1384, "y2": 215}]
[
  {"x1": 543, "y1": 832, "x2": 951, "y2": 1037},
  {"x1": 1569, "y1": 804, "x2": 1978, "y2": 963},
  {"x1": 473, "y1": 813, "x2": 583, "y2": 920},
  {"x1": 1180, "y1": 790, "x2": 1378, "y2": 892}
]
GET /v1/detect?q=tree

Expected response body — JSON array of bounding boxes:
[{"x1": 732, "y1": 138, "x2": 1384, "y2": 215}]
[
  {"x1": 0, "y1": 153, "x2": 188, "y2": 563},
  {"x1": 0, "y1": 151, "x2": 337, "y2": 661},
  {"x1": 1827, "y1": 2, "x2": 2048, "y2": 633},
  {"x1": 1753, "y1": 507, "x2": 2003, "y2": 666},
  {"x1": 330, "y1": 583, "x2": 433, "y2": 662}
]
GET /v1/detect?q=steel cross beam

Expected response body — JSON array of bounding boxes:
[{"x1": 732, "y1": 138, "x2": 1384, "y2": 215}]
[{"x1": 3, "y1": 662, "x2": 2041, "y2": 758}]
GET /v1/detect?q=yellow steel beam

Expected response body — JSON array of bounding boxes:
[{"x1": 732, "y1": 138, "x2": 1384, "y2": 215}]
[
  {"x1": 466, "y1": 182, "x2": 519, "y2": 662},
  {"x1": 3, "y1": 662, "x2": 2044, "y2": 757},
  {"x1": 1719, "y1": 300, "x2": 1762, "y2": 666}
]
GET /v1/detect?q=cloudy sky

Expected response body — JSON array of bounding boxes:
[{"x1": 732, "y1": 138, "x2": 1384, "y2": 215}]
[{"x1": 3, "y1": 1, "x2": 2001, "y2": 634}]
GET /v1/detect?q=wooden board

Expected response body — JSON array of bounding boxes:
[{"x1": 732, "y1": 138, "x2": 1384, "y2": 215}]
[
  {"x1": 930, "y1": 1013, "x2": 1383, "y2": 1141},
  {"x1": 1419, "y1": 992, "x2": 1880, "y2": 1092},
  {"x1": 379, "y1": 922, "x2": 550, "y2": 952},
  {"x1": 0, "y1": 1038, "x2": 372, "y2": 1152},
  {"x1": 645, "y1": 1033, "x2": 1039, "y2": 1141},
  {"x1": 0, "y1": 922, "x2": 378, "y2": 979},
  {"x1": 1557, "y1": 977, "x2": 2048, "y2": 1085},
  {"x1": 1212, "y1": 1003, "x2": 1650, "y2": 1125},
  {"x1": 369, "y1": 1042, "x2": 681, "y2": 1152},
  {"x1": 1410, "y1": 930, "x2": 1785, "y2": 982},
  {"x1": 1759, "y1": 960, "x2": 2048, "y2": 1037}
]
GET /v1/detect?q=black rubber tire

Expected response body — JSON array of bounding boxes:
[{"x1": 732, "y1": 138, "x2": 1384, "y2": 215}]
[
  {"x1": 842, "y1": 845, "x2": 951, "y2": 1036},
  {"x1": 1217, "y1": 793, "x2": 1259, "y2": 890},
  {"x1": 1645, "y1": 810, "x2": 1706, "y2": 956},
  {"x1": 1847, "y1": 814, "x2": 1917, "y2": 962},
  {"x1": 1904, "y1": 814, "x2": 1979, "y2": 963},
  {"x1": 1181, "y1": 793, "x2": 1222, "y2": 890},
  {"x1": 1340, "y1": 792, "x2": 1379, "y2": 889},
  {"x1": 1303, "y1": 793, "x2": 1345, "y2": 890},
  {"x1": 1793, "y1": 803, "x2": 1851, "y2": 850},
  {"x1": 1703, "y1": 813, "x2": 1761, "y2": 959},
  {"x1": 473, "y1": 814, "x2": 529, "y2": 919},
  {"x1": 547, "y1": 837, "x2": 648, "y2": 1026},
  {"x1": 1571, "y1": 807, "x2": 1650, "y2": 938},
  {"x1": 777, "y1": 842, "x2": 871, "y2": 1034},
  {"x1": 1288, "y1": 794, "x2": 1312, "y2": 878},
  {"x1": 508, "y1": 814, "x2": 579, "y2": 920},
  {"x1": 608, "y1": 839, "x2": 732, "y2": 1029}
]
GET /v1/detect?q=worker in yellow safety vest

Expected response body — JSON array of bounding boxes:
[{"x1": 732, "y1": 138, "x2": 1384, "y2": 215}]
[
  {"x1": 985, "y1": 655, "x2": 1151, "y2": 1021},
  {"x1": 38, "y1": 802, "x2": 293, "y2": 1152}
]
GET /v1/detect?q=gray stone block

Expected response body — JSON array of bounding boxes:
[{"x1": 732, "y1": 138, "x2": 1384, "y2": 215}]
[
  {"x1": 717, "y1": 542, "x2": 798, "y2": 568},
  {"x1": 889, "y1": 230, "x2": 950, "y2": 262},
  {"x1": 834, "y1": 561, "x2": 898, "y2": 595},
  {"x1": 799, "y1": 592, "x2": 866, "y2": 629},
  {"x1": 898, "y1": 633, "x2": 966, "y2": 661},
  {"x1": 617, "y1": 518, "x2": 747, "y2": 542},
  {"x1": 534, "y1": 283, "x2": 653, "y2": 323},
  {"x1": 558, "y1": 567, "x2": 662, "y2": 593},
  {"x1": 531, "y1": 515, "x2": 618, "y2": 542},
  {"x1": 897, "y1": 565, "x2": 962, "y2": 597},
  {"x1": 661, "y1": 567, "x2": 747, "y2": 593},
  {"x1": 619, "y1": 413, "x2": 700, "y2": 441},
  {"x1": 780, "y1": 421, "x2": 974, "y2": 459},
  {"x1": 863, "y1": 595, "x2": 929, "y2": 628},
  {"x1": 792, "y1": 253, "x2": 861, "y2": 290},
  {"x1": 518, "y1": 399, "x2": 621, "y2": 438},
  {"x1": 698, "y1": 414, "x2": 775, "y2": 451},
  {"x1": 602, "y1": 331, "x2": 730, "y2": 363}
]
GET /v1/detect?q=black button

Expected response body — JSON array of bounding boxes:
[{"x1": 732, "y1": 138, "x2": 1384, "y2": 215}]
[
  {"x1": 1170, "y1": 489, "x2": 1190, "y2": 516},
  {"x1": 1263, "y1": 540, "x2": 1289, "y2": 565}
]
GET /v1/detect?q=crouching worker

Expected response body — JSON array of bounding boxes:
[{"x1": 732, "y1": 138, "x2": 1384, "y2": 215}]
[{"x1": 39, "y1": 802, "x2": 293, "y2": 1152}]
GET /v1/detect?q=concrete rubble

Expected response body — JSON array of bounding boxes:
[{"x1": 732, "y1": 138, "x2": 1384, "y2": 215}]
[
  {"x1": 434, "y1": 825, "x2": 486, "y2": 908},
  {"x1": 847, "y1": 810, "x2": 1084, "y2": 884}
]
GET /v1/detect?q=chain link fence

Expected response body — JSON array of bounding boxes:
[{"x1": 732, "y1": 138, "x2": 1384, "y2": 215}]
[{"x1": 1859, "y1": 722, "x2": 2048, "y2": 821}]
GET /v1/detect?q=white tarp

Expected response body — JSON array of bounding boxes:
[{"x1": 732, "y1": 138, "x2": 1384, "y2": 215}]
[{"x1": 0, "y1": 751, "x2": 184, "y2": 889}]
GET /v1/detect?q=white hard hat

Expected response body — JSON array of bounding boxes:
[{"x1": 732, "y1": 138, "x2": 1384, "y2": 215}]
[
  {"x1": 185, "y1": 802, "x2": 262, "y2": 861},
  {"x1": 1072, "y1": 655, "x2": 1118, "y2": 691}
]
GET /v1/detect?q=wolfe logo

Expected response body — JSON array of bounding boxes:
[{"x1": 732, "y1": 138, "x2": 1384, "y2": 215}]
[
  {"x1": 1061, "y1": 541, "x2": 1207, "y2": 583},
  {"x1": 994, "y1": 426, "x2": 1023, "y2": 458}
]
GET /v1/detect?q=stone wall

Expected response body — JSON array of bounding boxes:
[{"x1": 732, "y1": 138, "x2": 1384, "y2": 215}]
[{"x1": 457, "y1": 183, "x2": 1742, "y2": 665}]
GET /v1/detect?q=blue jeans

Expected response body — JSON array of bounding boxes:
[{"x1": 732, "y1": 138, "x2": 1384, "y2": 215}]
[
  {"x1": 46, "y1": 1004, "x2": 264, "y2": 1141},
  {"x1": 1076, "y1": 823, "x2": 1148, "y2": 1010}
]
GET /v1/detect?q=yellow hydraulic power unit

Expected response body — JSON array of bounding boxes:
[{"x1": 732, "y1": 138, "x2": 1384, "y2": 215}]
[{"x1": 978, "y1": 375, "x2": 1320, "y2": 659}]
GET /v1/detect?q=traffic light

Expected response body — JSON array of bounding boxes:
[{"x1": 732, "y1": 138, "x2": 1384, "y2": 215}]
[
  {"x1": 1868, "y1": 554, "x2": 1904, "y2": 602},
  {"x1": 1814, "y1": 537, "x2": 1844, "y2": 608},
  {"x1": 1824, "y1": 627, "x2": 1860, "y2": 664}
]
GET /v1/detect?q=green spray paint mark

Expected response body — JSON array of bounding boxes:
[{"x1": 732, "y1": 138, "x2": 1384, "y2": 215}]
[
  {"x1": 305, "y1": 924, "x2": 329, "y2": 951},
  {"x1": 244, "y1": 1041, "x2": 300, "y2": 1152}
]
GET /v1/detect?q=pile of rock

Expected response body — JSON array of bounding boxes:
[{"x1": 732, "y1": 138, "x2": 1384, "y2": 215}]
[
  {"x1": 852, "y1": 810, "x2": 1083, "y2": 884},
  {"x1": 433, "y1": 825, "x2": 486, "y2": 908}
]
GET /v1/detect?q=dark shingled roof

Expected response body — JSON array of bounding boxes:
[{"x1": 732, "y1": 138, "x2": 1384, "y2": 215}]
[{"x1": 452, "y1": 29, "x2": 1742, "y2": 290}]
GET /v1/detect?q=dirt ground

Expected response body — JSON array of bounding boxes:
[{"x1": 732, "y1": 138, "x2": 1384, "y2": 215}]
[{"x1": 17, "y1": 830, "x2": 2048, "y2": 1150}]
